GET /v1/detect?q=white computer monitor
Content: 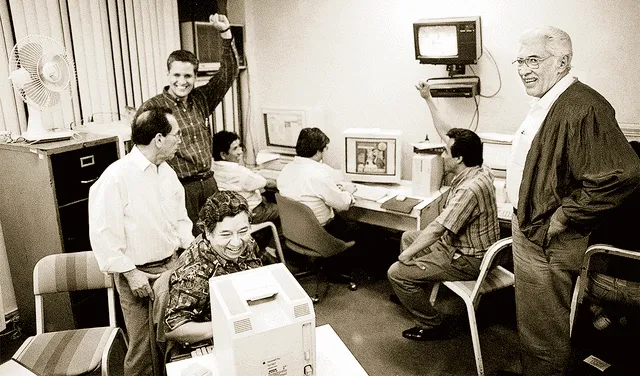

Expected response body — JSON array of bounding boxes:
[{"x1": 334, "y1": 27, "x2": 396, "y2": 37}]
[
  {"x1": 210, "y1": 263, "x2": 316, "y2": 376},
  {"x1": 344, "y1": 128, "x2": 402, "y2": 184}
]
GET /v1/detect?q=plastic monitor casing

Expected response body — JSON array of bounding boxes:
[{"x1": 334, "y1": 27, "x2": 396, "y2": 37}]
[
  {"x1": 344, "y1": 128, "x2": 402, "y2": 184},
  {"x1": 210, "y1": 264, "x2": 316, "y2": 376},
  {"x1": 413, "y1": 16, "x2": 482, "y2": 65}
]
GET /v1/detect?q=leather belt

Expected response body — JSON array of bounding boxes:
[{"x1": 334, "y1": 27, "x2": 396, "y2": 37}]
[
  {"x1": 137, "y1": 255, "x2": 173, "y2": 268},
  {"x1": 179, "y1": 170, "x2": 214, "y2": 184}
]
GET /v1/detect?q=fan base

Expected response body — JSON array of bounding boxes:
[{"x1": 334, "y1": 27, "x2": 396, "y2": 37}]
[{"x1": 23, "y1": 130, "x2": 74, "y2": 143}]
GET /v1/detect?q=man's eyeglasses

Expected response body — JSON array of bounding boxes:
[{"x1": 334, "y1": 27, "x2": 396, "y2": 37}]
[
  {"x1": 512, "y1": 55, "x2": 553, "y2": 69},
  {"x1": 166, "y1": 130, "x2": 182, "y2": 141}
]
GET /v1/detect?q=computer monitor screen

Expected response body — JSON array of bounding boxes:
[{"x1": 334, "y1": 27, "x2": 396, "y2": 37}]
[
  {"x1": 344, "y1": 128, "x2": 402, "y2": 184},
  {"x1": 262, "y1": 108, "x2": 307, "y2": 155}
]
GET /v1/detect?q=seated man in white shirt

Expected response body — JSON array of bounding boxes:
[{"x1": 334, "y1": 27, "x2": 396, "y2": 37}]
[
  {"x1": 211, "y1": 130, "x2": 279, "y2": 224},
  {"x1": 276, "y1": 127, "x2": 357, "y2": 241}
]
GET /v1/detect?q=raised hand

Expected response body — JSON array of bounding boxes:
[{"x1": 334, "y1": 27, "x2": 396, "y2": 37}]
[{"x1": 209, "y1": 13, "x2": 231, "y2": 32}]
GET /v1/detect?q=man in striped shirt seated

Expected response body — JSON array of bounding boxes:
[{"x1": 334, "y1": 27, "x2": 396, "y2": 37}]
[{"x1": 387, "y1": 128, "x2": 500, "y2": 341}]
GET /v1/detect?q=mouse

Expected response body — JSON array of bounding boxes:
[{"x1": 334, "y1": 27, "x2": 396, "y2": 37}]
[{"x1": 396, "y1": 194, "x2": 406, "y2": 201}]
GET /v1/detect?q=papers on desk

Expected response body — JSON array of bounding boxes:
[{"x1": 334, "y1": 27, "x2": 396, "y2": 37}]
[
  {"x1": 256, "y1": 169, "x2": 280, "y2": 181},
  {"x1": 255, "y1": 151, "x2": 281, "y2": 165},
  {"x1": 348, "y1": 183, "x2": 396, "y2": 202}
]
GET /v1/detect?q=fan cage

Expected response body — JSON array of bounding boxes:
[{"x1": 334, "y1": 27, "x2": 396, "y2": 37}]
[{"x1": 8, "y1": 35, "x2": 77, "y2": 110}]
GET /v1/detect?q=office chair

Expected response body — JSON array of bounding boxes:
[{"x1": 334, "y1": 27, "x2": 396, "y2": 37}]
[
  {"x1": 275, "y1": 193, "x2": 357, "y2": 303},
  {"x1": 250, "y1": 221, "x2": 286, "y2": 264},
  {"x1": 429, "y1": 237, "x2": 514, "y2": 376},
  {"x1": 569, "y1": 244, "x2": 640, "y2": 337},
  {"x1": 12, "y1": 251, "x2": 127, "y2": 376}
]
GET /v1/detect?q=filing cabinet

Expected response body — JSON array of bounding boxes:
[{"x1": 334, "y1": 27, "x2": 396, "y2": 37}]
[{"x1": 0, "y1": 134, "x2": 118, "y2": 335}]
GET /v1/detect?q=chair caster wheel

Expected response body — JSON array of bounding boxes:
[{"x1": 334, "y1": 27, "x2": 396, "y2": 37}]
[
  {"x1": 348, "y1": 282, "x2": 357, "y2": 291},
  {"x1": 311, "y1": 296, "x2": 320, "y2": 303}
]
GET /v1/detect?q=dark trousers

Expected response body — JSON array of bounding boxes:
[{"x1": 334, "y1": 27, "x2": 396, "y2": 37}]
[
  {"x1": 182, "y1": 175, "x2": 218, "y2": 236},
  {"x1": 512, "y1": 215, "x2": 588, "y2": 376}
]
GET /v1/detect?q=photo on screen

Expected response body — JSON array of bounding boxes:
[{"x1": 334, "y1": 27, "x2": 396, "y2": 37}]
[{"x1": 345, "y1": 137, "x2": 396, "y2": 176}]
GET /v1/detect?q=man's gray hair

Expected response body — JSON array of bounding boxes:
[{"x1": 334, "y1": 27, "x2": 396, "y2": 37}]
[{"x1": 520, "y1": 26, "x2": 573, "y2": 71}]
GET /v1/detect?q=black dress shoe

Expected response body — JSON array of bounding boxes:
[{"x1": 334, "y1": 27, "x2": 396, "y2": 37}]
[{"x1": 401, "y1": 325, "x2": 451, "y2": 341}]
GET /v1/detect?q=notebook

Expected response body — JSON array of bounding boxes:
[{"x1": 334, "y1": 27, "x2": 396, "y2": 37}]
[{"x1": 380, "y1": 197, "x2": 422, "y2": 214}]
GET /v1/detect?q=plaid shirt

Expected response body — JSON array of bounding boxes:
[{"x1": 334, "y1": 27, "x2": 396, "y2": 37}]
[
  {"x1": 164, "y1": 234, "x2": 262, "y2": 331},
  {"x1": 436, "y1": 165, "x2": 500, "y2": 258},
  {"x1": 136, "y1": 39, "x2": 239, "y2": 179}
]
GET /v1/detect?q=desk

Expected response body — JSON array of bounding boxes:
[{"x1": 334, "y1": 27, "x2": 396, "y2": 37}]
[
  {"x1": 165, "y1": 324, "x2": 369, "y2": 375},
  {"x1": 344, "y1": 182, "x2": 449, "y2": 232},
  {"x1": 258, "y1": 167, "x2": 449, "y2": 232},
  {"x1": 0, "y1": 360, "x2": 37, "y2": 375}
]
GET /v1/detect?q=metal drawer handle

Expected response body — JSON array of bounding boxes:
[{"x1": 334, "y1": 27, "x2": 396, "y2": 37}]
[
  {"x1": 81, "y1": 178, "x2": 98, "y2": 184},
  {"x1": 80, "y1": 155, "x2": 95, "y2": 168}
]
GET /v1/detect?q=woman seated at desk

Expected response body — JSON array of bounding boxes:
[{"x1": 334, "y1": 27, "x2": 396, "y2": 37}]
[{"x1": 162, "y1": 191, "x2": 268, "y2": 347}]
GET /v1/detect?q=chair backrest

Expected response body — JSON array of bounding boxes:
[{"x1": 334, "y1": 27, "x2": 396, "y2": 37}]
[
  {"x1": 575, "y1": 244, "x2": 640, "y2": 305},
  {"x1": 249, "y1": 221, "x2": 285, "y2": 263},
  {"x1": 275, "y1": 193, "x2": 351, "y2": 258},
  {"x1": 32, "y1": 251, "x2": 116, "y2": 334},
  {"x1": 469, "y1": 237, "x2": 514, "y2": 302}
]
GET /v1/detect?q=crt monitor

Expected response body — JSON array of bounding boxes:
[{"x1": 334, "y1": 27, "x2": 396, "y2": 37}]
[
  {"x1": 413, "y1": 16, "x2": 482, "y2": 66},
  {"x1": 210, "y1": 263, "x2": 316, "y2": 376},
  {"x1": 344, "y1": 128, "x2": 402, "y2": 184}
]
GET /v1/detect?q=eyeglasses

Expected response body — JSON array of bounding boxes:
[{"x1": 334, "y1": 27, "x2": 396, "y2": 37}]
[
  {"x1": 512, "y1": 55, "x2": 553, "y2": 69},
  {"x1": 166, "y1": 129, "x2": 182, "y2": 141}
]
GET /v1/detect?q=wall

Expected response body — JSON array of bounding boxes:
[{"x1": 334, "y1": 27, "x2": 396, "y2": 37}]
[{"x1": 242, "y1": 0, "x2": 640, "y2": 179}]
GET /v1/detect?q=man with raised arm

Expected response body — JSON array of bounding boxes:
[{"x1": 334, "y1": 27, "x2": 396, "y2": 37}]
[{"x1": 136, "y1": 13, "x2": 239, "y2": 235}]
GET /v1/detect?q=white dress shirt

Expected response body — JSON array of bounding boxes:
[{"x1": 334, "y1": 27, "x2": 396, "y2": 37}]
[
  {"x1": 211, "y1": 160, "x2": 266, "y2": 211},
  {"x1": 507, "y1": 74, "x2": 577, "y2": 207},
  {"x1": 89, "y1": 146, "x2": 194, "y2": 273},
  {"x1": 277, "y1": 156, "x2": 353, "y2": 226}
]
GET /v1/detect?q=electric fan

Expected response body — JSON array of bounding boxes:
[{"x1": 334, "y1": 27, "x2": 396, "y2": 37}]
[{"x1": 8, "y1": 35, "x2": 76, "y2": 142}]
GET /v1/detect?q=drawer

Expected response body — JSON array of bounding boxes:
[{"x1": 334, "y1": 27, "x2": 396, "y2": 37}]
[{"x1": 51, "y1": 142, "x2": 118, "y2": 206}]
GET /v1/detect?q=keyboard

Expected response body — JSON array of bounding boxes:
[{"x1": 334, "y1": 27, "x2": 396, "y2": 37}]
[
  {"x1": 191, "y1": 344, "x2": 214, "y2": 358},
  {"x1": 352, "y1": 183, "x2": 392, "y2": 201},
  {"x1": 497, "y1": 203, "x2": 513, "y2": 220},
  {"x1": 257, "y1": 169, "x2": 280, "y2": 181}
]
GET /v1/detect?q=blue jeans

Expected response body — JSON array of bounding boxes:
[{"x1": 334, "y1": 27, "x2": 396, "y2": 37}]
[
  {"x1": 512, "y1": 215, "x2": 588, "y2": 376},
  {"x1": 587, "y1": 272, "x2": 640, "y2": 309}
]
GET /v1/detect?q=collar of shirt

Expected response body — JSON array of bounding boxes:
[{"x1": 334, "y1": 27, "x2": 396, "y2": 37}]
[
  {"x1": 530, "y1": 74, "x2": 577, "y2": 112},
  {"x1": 213, "y1": 160, "x2": 239, "y2": 169},
  {"x1": 450, "y1": 165, "x2": 482, "y2": 187},
  {"x1": 128, "y1": 146, "x2": 162, "y2": 172},
  {"x1": 292, "y1": 156, "x2": 321, "y2": 167},
  {"x1": 199, "y1": 234, "x2": 253, "y2": 267},
  {"x1": 162, "y1": 86, "x2": 193, "y2": 108}
]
